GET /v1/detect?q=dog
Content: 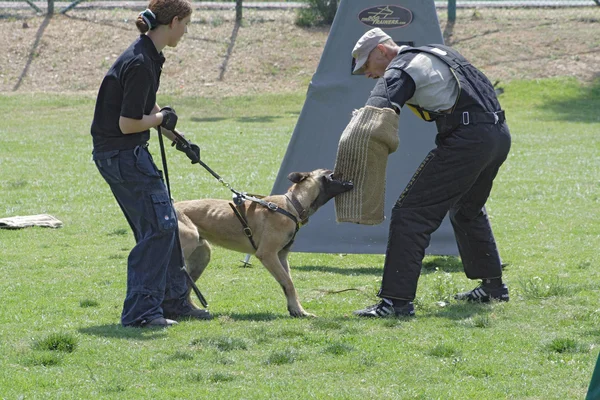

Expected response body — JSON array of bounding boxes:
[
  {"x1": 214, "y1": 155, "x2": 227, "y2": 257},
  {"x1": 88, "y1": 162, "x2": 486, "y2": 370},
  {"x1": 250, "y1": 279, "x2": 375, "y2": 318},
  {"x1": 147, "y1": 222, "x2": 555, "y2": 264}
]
[{"x1": 175, "y1": 169, "x2": 353, "y2": 317}]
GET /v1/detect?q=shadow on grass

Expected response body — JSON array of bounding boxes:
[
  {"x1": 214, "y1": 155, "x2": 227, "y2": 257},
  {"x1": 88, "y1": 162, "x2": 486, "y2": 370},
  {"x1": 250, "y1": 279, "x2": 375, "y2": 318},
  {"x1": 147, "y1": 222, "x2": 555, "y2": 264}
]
[
  {"x1": 190, "y1": 115, "x2": 283, "y2": 124},
  {"x1": 190, "y1": 116, "x2": 229, "y2": 123},
  {"x1": 235, "y1": 115, "x2": 281, "y2": 123},
  {"x1": 295, "y1": 257, "x2": 463, "y2": 277},
  {"x1": 431, "y1": 302, "x2": 493, "y2": 320},
  {"x1": 584, "y1": 328, "x2": 600, "y2": 338},
  {"x1": 226, "y1": 312, "x2": 282, "y2": 321},
  {"x1": 294, "y1": 265, "x2": 381, "y2": 276},
  {"x1": 421, "y1": 256, "x2": 463, "y2": 274},
  {"x1": 538, "y1": 78, "x2": 600, "y2": 123},
  {"x1": 78, "y1": 324, "x2": 168, "y2": 340}
]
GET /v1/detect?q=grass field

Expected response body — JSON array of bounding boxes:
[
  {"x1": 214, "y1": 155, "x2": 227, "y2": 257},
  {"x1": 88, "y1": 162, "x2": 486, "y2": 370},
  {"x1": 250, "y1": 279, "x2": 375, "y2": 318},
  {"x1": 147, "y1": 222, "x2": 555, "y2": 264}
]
[{"x1": 0, "y1": 77, "x2": 599, "y2": 399}]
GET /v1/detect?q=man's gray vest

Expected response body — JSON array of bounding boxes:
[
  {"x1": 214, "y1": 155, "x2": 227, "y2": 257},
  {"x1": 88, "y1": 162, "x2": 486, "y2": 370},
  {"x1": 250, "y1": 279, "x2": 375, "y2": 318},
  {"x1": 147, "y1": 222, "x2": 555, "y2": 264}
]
[{"x1": 389, "y1": 44, "x2": 504, "y2": 133}]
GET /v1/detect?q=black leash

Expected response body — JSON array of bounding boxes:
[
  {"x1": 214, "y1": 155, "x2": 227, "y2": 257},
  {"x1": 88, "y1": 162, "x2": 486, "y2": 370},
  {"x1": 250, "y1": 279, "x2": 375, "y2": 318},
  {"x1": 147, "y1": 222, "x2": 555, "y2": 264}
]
[
  {"x1": 166, "y1": 129, "x2": 307, "y2": 265},
  {"x1": 157, "y1": 127, "x2": 208, "y2": 308},
  {"x1": 169, "y1": 129, "x2": 303, "y2": 228}
]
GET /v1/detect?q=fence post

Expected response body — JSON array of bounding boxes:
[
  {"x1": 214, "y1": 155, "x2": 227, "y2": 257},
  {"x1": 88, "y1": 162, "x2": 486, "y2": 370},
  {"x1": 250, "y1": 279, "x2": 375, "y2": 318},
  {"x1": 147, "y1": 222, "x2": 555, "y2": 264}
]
[
  {"x1": 47, "y1": 0, "x2": 54, "y2": 14},
  {"x1": 448, "y1": 0, "x2": 456, "y2": 22},
  {"x1": 236, "y1": 0, "x2": 242, "y2": 22}
]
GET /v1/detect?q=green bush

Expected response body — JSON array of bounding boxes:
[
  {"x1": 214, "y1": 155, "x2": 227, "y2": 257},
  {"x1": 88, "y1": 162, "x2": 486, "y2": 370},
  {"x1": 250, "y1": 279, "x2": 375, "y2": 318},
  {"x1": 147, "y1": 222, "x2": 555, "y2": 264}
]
[{"x1": 295, "y1": 0, "x2": 338, "y2": 27}]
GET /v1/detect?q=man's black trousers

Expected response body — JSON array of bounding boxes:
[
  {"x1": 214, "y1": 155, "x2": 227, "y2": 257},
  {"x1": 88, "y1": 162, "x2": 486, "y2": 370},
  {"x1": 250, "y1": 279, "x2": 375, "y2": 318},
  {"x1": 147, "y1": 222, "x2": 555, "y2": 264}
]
[{"x1": 378, "y1": 122, "x2": 511, "y2": 301}]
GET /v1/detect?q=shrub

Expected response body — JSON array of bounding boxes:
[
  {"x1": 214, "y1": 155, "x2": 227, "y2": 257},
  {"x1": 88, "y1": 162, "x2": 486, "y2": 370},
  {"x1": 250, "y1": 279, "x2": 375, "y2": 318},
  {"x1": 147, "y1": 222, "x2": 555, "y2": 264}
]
[{"x1": 295, "y1": 0, "x2": 338, "y2": 27}]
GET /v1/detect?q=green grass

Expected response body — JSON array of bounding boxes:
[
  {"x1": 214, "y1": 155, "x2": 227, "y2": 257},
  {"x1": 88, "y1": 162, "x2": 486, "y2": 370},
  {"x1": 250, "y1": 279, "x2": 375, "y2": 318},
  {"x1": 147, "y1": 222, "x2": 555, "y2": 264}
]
[{"x1": 0, "y1": 77, "x2": 599, "y2": 399}]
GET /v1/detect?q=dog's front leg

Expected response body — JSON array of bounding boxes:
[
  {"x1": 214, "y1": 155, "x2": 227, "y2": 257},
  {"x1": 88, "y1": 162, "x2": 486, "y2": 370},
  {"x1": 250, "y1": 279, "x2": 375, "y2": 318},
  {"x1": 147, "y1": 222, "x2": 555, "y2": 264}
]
[{"x1": 255, "y1": 249, "x2": 314, "y2": 317}]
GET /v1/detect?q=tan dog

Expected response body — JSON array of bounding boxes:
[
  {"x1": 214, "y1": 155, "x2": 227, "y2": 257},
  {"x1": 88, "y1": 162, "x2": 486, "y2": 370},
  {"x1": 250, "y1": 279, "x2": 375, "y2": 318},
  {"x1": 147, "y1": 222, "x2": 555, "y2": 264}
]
[{"x1": 175, "y1": 169, "x2": 353, "y2": 317}]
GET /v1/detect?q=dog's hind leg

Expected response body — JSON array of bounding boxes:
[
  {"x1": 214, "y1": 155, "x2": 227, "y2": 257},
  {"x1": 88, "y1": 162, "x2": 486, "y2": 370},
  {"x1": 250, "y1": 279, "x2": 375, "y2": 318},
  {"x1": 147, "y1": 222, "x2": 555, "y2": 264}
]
[
  {"x1": 186, "y1": 239, "x2": 211, "y2": 282},
  {"x1": 255, "y1": 248, "x2": 314, "y2": 318},
  {"x1": 181, "y1": 240, "x2": 211, "y2": 308}
]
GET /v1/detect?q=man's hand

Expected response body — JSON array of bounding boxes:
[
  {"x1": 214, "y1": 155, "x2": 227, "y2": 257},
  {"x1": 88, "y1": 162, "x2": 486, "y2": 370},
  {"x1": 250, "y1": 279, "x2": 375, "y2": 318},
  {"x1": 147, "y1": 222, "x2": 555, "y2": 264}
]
[
  {"x1": 173, "y1": 137, "x2": 200, "y2": 164},
  {"x1": 160, "y1": 106, "x2": 178, "y2": 131}
]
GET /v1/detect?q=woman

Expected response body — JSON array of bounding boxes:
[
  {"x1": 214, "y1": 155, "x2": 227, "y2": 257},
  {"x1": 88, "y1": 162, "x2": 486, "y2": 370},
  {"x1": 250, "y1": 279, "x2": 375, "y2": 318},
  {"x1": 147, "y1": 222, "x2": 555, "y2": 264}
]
[{"x1": 90, "y1": 0, "x2": 209, "y2": 327}]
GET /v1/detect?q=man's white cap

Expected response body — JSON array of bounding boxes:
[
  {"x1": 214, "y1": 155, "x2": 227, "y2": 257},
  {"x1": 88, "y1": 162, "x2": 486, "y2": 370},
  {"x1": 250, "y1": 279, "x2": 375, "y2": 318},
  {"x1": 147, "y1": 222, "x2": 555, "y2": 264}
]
[{"x1": 352, "y1": 28, "x2": 392, "y2": 75}]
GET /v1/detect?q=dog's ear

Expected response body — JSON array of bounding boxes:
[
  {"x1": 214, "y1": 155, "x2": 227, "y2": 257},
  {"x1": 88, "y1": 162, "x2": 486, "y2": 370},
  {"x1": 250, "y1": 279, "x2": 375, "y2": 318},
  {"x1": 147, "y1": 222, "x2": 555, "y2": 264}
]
[{"x1": 287, "y1": 172, "x2": 308, "y2": 183}]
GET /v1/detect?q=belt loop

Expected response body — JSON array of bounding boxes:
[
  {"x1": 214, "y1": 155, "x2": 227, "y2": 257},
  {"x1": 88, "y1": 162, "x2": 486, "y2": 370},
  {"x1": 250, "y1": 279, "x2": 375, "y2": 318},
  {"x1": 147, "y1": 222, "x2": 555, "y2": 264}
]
[{"x1": 462, "y1": 111, "x2": 470, "y2": 125}]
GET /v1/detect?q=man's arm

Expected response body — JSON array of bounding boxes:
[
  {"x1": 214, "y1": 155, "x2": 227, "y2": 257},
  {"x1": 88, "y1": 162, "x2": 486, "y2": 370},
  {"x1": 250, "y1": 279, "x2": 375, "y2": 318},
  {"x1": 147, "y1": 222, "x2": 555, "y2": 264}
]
[
  {"x1": 366, "y1": 69, "x2": 416, "y2": 113},
  {"x1": 119, "y1": 103, "x2": 176, "y2": 135},
  {"x1": 119, "y1": 113, "x2": 163, "y2": 134}
]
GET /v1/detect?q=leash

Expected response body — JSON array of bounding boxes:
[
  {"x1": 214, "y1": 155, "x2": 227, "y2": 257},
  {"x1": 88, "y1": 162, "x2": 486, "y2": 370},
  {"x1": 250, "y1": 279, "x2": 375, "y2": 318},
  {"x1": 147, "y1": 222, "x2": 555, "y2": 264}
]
[
  {"x1": 157, "y1": 127, "x2": 208, "y2": 308},
  {"x1": 169, "y1": 129, "x2": 307, "y2": 245}
]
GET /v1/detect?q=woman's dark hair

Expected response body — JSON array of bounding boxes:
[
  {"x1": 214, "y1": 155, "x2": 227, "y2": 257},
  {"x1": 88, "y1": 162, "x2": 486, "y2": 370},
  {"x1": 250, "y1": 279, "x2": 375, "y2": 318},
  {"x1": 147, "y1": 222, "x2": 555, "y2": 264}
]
[{"x1": 136, "y1": 0, "x2": 192, "y2": 33}]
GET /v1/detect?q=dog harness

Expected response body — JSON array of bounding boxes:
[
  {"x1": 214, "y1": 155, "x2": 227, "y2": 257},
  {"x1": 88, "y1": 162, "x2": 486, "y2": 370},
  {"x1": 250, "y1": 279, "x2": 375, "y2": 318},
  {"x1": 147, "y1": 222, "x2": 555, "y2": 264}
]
[
  {"x1": 165, "y1": 134, "x2": 309, "y2": 253},
  {"x1": 229, "y1": 192, "x2": 308, "y2": 251}
]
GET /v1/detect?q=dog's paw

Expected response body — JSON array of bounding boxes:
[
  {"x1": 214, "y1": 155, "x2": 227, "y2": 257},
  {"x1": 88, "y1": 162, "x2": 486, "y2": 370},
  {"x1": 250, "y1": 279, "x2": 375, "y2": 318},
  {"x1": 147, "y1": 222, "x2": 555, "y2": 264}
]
[{"x1": 289, "y1": 309, "x2": 317, "y2": 318}]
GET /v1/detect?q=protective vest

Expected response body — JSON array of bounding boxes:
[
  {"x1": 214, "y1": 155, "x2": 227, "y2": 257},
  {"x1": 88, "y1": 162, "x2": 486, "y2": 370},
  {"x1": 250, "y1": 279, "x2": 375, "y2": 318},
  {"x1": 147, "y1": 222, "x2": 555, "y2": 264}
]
[{"x1": 388, "y1": 45, "x2": 502, "y2": 126}]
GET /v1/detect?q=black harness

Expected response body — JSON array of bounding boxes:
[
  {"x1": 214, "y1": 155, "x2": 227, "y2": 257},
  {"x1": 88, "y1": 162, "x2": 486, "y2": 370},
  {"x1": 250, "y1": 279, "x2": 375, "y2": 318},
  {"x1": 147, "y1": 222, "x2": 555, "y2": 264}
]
[
  {"x1": 390, "y1": 44, "x2": 504, "y2": 134},
  {"x1": 229, "y1": 192, "x2": 308, "y2": 251},
  {"x1": 163, "y1": 129, "x2": 311, "y2": 253}
]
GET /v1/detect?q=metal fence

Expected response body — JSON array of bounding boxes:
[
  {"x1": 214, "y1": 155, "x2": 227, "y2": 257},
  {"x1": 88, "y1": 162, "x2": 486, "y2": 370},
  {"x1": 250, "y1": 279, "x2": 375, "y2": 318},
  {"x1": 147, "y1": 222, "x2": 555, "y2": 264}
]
[
  {"x1": 1, "y1": 0, "x2": 598, "y2": 15},
  {"x1": 1, "y1": 1, "x2": 301, "y2": 15},
  {"x1": 1, "y1": 0, "x2": 597, "y2": 88}
]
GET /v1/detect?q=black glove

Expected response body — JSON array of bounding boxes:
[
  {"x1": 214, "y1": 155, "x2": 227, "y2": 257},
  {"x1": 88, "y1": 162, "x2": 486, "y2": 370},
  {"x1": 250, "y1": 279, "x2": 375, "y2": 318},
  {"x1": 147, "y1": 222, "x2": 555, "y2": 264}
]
[
  {"x1": 160, "y1": 106, "x2": 178, "y2": 131},
  {"x1": 174, "y1": 138, "x2": 200, "y2": 164}
]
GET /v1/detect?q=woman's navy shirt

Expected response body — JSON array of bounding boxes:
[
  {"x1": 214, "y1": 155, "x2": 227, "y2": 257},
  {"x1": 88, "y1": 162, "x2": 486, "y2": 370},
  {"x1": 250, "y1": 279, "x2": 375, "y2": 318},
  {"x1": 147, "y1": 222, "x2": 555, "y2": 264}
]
[{"x1": 91, "y1": 35, "x2": 165, "y2": 152}]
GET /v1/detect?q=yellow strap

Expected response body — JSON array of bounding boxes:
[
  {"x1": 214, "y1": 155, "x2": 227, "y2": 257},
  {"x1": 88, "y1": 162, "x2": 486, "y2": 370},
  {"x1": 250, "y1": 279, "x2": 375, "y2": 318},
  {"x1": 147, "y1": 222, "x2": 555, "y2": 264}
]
[{"x1": 406, "y1": 104, "x2": 433, "y2": 121}]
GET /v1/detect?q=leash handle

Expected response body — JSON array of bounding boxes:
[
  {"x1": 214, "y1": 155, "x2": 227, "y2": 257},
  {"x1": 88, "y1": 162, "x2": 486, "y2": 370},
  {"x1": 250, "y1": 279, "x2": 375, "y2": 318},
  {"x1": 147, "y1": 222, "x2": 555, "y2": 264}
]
[
  {"x1": 171, "y1": 129, "x2": 241, "y2": 195},
  {"x1": 157, "y1": 127, "x2": 209, "y2": 308},
  {"x1": 157, "y1": 127, "x2": 172, "y2": 197}
]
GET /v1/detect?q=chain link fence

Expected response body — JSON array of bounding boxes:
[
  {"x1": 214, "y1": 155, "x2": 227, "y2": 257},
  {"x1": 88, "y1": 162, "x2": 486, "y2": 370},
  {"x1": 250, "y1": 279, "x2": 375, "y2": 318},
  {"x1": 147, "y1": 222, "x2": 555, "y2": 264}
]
[
  {"x1": 1, "y1": 0, "x2": 598, "y2": 15},
  {"x1": 0, "y1": 0, "x2": 598, "y2": 92}
]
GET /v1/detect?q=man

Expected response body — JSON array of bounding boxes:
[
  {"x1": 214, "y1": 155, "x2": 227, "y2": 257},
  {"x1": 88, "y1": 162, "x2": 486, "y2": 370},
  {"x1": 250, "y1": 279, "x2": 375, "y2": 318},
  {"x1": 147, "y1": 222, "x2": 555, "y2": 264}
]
[{"x1": 346, "y1": 28, "x2": 511, "y2": 317}]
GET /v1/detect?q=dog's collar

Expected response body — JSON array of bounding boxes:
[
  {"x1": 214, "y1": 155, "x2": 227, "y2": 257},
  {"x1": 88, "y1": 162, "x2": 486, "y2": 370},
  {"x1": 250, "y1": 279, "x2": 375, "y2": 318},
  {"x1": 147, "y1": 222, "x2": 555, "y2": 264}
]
[{"x1": 284, "y1": 193, "x2": 309, "y2": 226}]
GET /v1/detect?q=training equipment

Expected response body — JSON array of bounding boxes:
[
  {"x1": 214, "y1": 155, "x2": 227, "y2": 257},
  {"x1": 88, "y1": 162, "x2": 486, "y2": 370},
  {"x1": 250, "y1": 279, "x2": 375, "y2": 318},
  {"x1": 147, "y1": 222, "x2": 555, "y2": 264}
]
[{"x1": 334, "y1": 106, "x2": 399, "y2": 225}]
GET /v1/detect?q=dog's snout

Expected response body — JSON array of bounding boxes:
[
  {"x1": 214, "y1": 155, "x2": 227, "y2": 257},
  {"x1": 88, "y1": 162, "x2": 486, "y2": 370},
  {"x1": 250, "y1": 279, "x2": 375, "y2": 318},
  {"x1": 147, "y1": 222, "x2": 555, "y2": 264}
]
[
  {"x1": 328, "y1": 172, "x2": 353, "y2": 192},
  {"x1": 330, "y1": 172, "x2": 345, "y2": 181}
]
